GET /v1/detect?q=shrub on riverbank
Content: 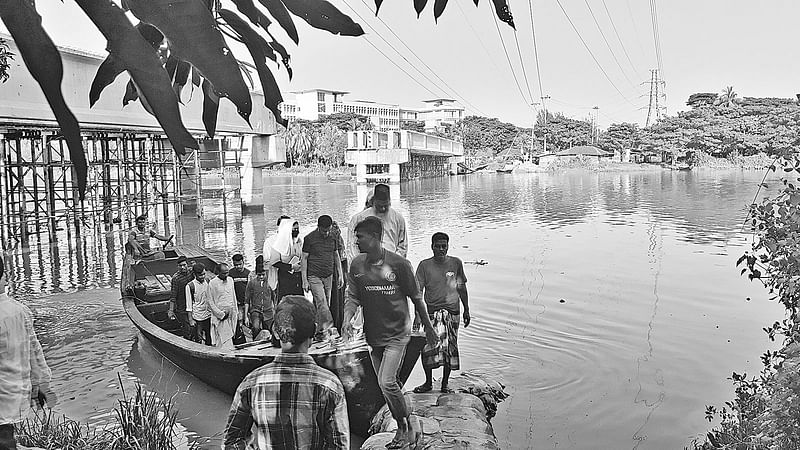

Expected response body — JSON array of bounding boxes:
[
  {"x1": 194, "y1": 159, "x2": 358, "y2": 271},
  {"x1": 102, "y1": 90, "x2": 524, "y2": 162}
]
[
  {"x1": 692, "y1": 151, "x2": 772, "y2": 170},
  {"x1": 691, "y1": 154, "x2": 800, "y2": 449},
  {"x1": 16, "y1": 381, "x2": 197, "y2": 450}
]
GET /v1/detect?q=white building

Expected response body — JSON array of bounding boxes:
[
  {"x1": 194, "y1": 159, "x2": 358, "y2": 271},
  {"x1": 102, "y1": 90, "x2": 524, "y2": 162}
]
[{"x1": 278, "y1": 89, "x2": 465, "y2": 132}]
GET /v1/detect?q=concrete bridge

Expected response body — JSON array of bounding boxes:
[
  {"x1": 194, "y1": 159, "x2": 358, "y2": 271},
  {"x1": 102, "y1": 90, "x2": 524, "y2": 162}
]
[{"x1": 346, "y1": 130, "x2": 464, "y2": 183}]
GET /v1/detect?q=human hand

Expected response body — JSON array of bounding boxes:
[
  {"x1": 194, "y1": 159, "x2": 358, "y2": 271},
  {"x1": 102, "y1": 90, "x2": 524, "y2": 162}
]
[
  {"x1": 291, "y1": 262, "x2": 301, "y2": 272},
  {"x1": 425, "y1": 327, "x2": 440, "y2": 348},
  {"x1": 412, "y1": 314, "x2": 421, "y2": 331},
  {"x1": 302, "y1": 279, "x2": 310, "y2": 292},
  {"x1": 341, "y1": 321, "x2": 354, "y2": 342},
  {"x1": 463, "y1": 310, "x2": 471, "y2": 328},
  {"x1": 337, "y1": 276, "x2": 344, "y2": 290},
  {"x1": 188, "y1": 316, "x2": 196, "y2": 327},
  {"x1": 244, "y1": 315, "x2": 250, "y2": 327},
  {"x1": 167, "y1": 309, "x2": 176, "y2": 321}
]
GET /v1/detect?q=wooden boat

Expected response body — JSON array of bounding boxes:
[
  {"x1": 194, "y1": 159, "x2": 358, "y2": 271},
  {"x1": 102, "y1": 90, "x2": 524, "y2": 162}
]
[
  {"x1": 496, "y1": 163, "x2": 516, "y2": 173},
  {"x1": 120, "y1": 245, "x2": 388, "y2": 436}
]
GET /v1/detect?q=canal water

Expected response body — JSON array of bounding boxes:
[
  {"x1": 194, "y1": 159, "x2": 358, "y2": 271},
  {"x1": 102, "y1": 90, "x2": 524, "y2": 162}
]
[{"x1": 6, "y1": 169, "x2": 785, "y2": 449}]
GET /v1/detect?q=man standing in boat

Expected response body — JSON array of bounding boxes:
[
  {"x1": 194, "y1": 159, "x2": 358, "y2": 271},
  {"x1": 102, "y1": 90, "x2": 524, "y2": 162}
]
[
  {"x1": 127, "y1": 214, "x2": 173, "y2": 258},
  {"x1": 301, "y1": 215, "x2": 344, "y2": 341},
  {"x1": 208, "y1": 263, "x2": 237, "y2": 349},
  {"x1": 0, "y1": 257, "x2": 58, "y2": 450},
  {"x1": 168, "y1": 256, "x2": 194, "y2": 339},
  {"x1": 228, "y1": 254, "x2": 250, "y2": 333},
  {"x1": 346, "y1": 183, "x2": 407, "y2": 260},
  {"x1": 413, "y1": 232, "x2": 470, "y2": 394},
  {"x1": 223, "y1": 295, "x2": 349, "y2": 449},
  {"x1": 244, "y1": 256, "x2": 274, "y2": 341},
  {"x1": 185, "y1": 262, "x2": 212, "y2": 345},
  {"x1": 342, "y1": 217, "x2": 438, "y2": 449}
]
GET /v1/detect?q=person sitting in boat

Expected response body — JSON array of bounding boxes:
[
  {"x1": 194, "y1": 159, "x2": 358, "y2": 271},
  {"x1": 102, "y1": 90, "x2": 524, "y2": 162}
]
[
  {"x1": 228, "y1": 254, "x2": 251, "y2": 333},
  {"x1": 223, "y1": 295, "x2": 349, "y2": 449},
  {"x1": 342, "y1": 216, "x2": 438, "y2": 449},
  {"x1": 185, "y1": 262, "x2": 212, "y2": 345},
  {"x1": 168, "y1": 256, "x2": 194, "y2": 339},
  {"x1": 209, "y1": 263, "x2": 238, "y2": 349},
  {"x1": 412, "y1": 232, "x2": 471, "y2": 394},
  {"x1": 244, "y1": 256, "x2": 274, "y2": 342},
  {"x1": 265, "y1": 215, "x2": 304, "y2": 302},
  {"x1": 127, "y1": 214, "x2": 173, "y2": 259}
]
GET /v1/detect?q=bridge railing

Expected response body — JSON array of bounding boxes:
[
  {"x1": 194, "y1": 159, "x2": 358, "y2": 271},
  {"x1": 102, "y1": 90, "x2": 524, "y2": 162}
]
[{"x1": 347, "y1": 130, "x2": 463, "y2": 156}]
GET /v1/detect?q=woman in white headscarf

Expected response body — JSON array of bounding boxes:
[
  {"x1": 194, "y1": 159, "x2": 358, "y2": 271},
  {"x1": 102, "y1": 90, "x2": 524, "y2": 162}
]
[{"x1": 263, "y1": 216, "x2": 304, "y2": 303}]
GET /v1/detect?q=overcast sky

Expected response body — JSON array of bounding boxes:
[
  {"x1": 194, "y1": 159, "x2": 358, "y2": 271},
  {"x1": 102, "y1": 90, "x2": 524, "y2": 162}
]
[{"x1": 7, "y1": 0, "x2": 800, "y2": 128}]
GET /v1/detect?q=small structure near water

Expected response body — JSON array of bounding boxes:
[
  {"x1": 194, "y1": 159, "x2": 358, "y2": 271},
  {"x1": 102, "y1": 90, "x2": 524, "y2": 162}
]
[{"x1": 361, "y1": 370, "x2": 508, "y2": 449}]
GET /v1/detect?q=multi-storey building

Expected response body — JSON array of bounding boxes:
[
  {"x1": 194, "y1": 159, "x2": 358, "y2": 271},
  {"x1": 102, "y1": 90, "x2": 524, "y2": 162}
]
[{"x1": 278, "y1": 89, "x2": 465, "y2": 132}]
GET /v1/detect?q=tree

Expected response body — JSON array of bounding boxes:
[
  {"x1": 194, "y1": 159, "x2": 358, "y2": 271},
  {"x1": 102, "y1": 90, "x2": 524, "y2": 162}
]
[
  {"x1": 452, "y1": 116, "x2": 519, "y2": 155},
  {"x1": 0, "y1": 0, "x2": 516, "y2": 198},
  {"x1": 715, "y1": 86, "x2": 740, "y2": 107},
  {"x1": 0, "y1": 37, "x2": 11, "y2": 83},
  {"x1": 598, "y1": 122, "x2": 640, "y2": 154},
  {"x1": 535, "y1": 113, "x2": 593, "y2": 151},
  {"x1": 317, "y1": 112, "x2": 372, "y2": 132}
]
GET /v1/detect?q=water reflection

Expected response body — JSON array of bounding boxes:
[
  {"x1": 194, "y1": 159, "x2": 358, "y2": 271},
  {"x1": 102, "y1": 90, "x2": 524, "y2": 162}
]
[{"x1": 5, "y1": 169, "x2": 789, "y2": 449}]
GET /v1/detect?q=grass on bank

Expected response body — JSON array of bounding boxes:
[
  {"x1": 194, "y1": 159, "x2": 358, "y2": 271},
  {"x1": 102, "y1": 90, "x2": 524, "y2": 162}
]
[{"x1": 16, "y1": 380, "x2": 201, "y2": 450}]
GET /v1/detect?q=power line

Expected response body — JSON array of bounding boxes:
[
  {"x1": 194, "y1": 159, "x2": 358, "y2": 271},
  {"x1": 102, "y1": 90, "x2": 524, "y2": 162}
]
[
  {"x1": 626, "y1": 0, "x2": 648, "y2": 60},
  {"x1": 512, "y1": 29, "x2": 535, "y2": 102},
  {"x1": 489, "y1": 0, "x2": 533, "y2": 106},
  {"x1": 553, "y1": 0, "x2": 634, "y2": 105},
  {"x1": 583, "y1": 0, "x2": 637, "y2": 90},
  {"x1": 358, "y1": 35, "x2": 439, "y2": 98},
  {"x1": 455, "y1": 1, "x2": 506, "y2": 79},
  {"x1": 601, "y1": 0, "x2": 639, "y2": 77},
  {"x1": 527, "y1": 0, "x2": 545, "y2": 100},
  {"x1": 356, "y1": 0, "x2": 488, "y2": 115},
  {"x1": 649, "y1": 0, "x2": 664, "y2": 79}
]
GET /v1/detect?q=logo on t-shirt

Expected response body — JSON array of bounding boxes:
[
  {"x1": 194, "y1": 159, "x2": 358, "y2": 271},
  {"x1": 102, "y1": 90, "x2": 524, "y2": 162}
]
[
  {"x1": 386, "y1": 271, "x2": 397, "y2": 282},
  {"x1": 446, "y1": 271, "x2": 455, "y2": 277}
]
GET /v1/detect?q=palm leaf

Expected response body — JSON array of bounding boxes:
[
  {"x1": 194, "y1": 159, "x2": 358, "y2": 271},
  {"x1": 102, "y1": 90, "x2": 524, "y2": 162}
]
[
  {"x1": 374, "y1": 0, "x2": 384, "y2": 15},
  {"x1": 0, "y1": 0, "x2": 87, "y2": 198},
  {"x1": 282, "y1": 0, "x2": 364, "y2": 37},
  {"x1": 257, "y1": 0, "x2": 299, "y2": 44},
  {"x1": 89, "y1": 23, "x2": 163, "y2": 107},
  {"x1": 266, "y1": 32, "x2": 292, "y2": 79},
  {"x1": 414, "y1": 0, "x2": 428, "y2": 17},
  {"x1": 127, "y1": 0, "x2": 253, "y2": 124},
  {"x1": 201, "y1": 79, "x2": 220, "y2": 137},
  {"x1": 219, "y1": 9, "x2": 286, "y2": 126},
  {"x1": 76, "y1": 0, "x2": 198, "y2": 155},
  {"x1": 231, "y1": 0, "x2": 272, "y2": 30},
  {"x1": 491, "y1": 0, "x2": 514, "y2": 28},
  {"x1": 433, "y1": 0, "x2": 448, "y2": 21}
]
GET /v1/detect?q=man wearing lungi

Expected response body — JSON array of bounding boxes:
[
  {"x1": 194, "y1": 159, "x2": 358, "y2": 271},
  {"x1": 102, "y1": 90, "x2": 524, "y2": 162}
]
[{"x1": 413, "y1": 232, "x2": 471, "y2": 394}]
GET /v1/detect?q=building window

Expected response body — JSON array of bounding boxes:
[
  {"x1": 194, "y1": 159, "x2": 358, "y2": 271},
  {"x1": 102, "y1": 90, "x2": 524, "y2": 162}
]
[
  {"x1": 317, "y1": 92, "x2": 325, "y2": 102},
  {"x1": 318, "y1": 102, "x2": 326, "y2": 113}
]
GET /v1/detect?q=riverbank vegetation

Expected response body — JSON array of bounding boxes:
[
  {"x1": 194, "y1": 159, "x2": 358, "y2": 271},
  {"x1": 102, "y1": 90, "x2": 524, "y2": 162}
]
[
  {"x1": 689, "y1": 154, "x2": 800, "y2": 449},
  {"x1": 16, "y1": 381, "x2": 198, "y2": 450},
  {"x1": 278, "y1": 89, "x2": 799, "y2": 173}
]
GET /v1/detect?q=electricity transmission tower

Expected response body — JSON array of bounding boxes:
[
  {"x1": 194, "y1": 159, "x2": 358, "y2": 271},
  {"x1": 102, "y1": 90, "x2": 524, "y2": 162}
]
[{"x1": 644, "y1": 69, "x2": 666, "y2": 126}]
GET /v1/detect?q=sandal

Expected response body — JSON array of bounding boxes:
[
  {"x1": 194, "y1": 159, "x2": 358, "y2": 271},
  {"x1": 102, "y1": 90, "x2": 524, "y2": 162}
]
[
  {"x1": 440, "y1": 386, "x2": 454, "y2": 393},
  {"x1": 412, "y1": 383, "x2": 432, "y2": 393},
  {"x1": 385, "y1": 436, "x2": 408, "y2": 449}
]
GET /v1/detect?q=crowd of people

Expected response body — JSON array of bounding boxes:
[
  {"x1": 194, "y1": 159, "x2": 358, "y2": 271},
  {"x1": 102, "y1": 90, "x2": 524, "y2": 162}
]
[{"x1": 0, "y1": 183, "x2": 473, "y2": 450}]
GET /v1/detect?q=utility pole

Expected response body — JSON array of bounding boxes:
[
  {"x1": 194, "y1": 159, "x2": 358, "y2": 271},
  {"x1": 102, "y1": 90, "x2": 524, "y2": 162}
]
[
  {"x1": 645, "y1": 69, "x2": 666, "y2": 126},
  {"x1": 592, "y1": 106, "x2": 599, "y2": 144},
  {"x1": 541, "y1": 95, "x2": 550, "y2": 153}
]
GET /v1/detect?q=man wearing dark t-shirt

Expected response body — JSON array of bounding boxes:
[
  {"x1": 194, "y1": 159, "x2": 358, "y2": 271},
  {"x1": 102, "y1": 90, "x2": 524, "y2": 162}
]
[
  {"x1": 342, "y1": 216, "x2": 438, "y2": 449},
  {"x1": 302, "y1": 215, "x2": 344, "y2": 339},
  {"x1": 413, "y1": 232, "x2": 470, "y2": 394},
  {"x1": 228, "y1": 254, "x2": 251, "y2": 328}
]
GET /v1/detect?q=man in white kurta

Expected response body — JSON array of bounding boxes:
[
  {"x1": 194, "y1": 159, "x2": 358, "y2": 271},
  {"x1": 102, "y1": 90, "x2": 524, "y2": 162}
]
[
  {"x1": 209, "y1": 263, "x2": 238, "y2": 349},
  {"x1": 346, "y1": 183, "x2": 408, "y2": 261}
]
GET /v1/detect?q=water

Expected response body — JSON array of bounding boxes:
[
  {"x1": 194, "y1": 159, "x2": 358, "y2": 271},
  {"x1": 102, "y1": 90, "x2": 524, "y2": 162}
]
[{"x1": 5, "y1": 169, "x2": 785, "y2": 449}]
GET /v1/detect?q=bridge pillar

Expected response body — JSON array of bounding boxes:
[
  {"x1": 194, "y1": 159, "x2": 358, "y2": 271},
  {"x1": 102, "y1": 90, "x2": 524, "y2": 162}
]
[
  {"x1": 448, "y1": 155, "x2": 465, "y2": 175},
  {"x1": 241, "y1": 135, "x2": 285, "y2": 211},
  {"x1": 388, "y1": 163, "x2": 400, "y2": 183}
]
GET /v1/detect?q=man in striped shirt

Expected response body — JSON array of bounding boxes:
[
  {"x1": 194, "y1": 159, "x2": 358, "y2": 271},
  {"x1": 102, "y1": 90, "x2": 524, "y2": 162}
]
[{"x1": 223, "y1": 295, "x2": 349, "y2": 449}]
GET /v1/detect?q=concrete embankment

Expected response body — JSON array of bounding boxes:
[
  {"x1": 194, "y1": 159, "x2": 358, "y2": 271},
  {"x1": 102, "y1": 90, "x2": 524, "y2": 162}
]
[{"x1": 361, "y1": 371, "x2": 508, "y2": 449}]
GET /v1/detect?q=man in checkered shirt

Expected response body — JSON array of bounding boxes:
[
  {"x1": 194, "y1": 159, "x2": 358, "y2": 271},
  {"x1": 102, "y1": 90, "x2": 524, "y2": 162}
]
[{"x1": 222, "y1": 295, "x2": 349, "y2": 449}]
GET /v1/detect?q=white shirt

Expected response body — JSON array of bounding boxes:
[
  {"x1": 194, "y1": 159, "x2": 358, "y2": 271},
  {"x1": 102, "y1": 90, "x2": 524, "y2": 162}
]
[
  {"x1": 185, "y1": 279, "x2": 212, "y2": 321},
  {"x1": 0, "y1": 292, "x2": 51, "y2": 424}
]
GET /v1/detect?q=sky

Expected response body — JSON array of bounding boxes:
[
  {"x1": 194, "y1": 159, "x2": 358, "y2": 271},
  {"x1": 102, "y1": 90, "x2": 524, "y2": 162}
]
[{"x1": 5, "y1": 0, "x2": 800, "y2": 129}]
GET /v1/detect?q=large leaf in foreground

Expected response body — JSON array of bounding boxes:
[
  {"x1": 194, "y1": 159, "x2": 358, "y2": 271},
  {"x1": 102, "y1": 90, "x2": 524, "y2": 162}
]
[
  {"x1": 257, "y1": 0, "x2": 298, "y2": 44},
  {"x1": 127, "y1": 0, "x2": 252, "y2": 123},
  {"x1": 433, "y1": 0, "x2": 448, "y2": 22},
  {"x1": 491, "y1": 0, "x2": 514, "y2": 28},
  {"x1": 0, "y1": 0, "x2": 87, "y2": 198},
  {"x1": 89, "y1": 23, "x2": 163, "y2": 107},
  {"x1": 201, "y1": 79, "x2": 219, "y2": 137},
  {"x1": 219, "y1": 9, "x2": 286, "y2": 127},
  {"x1": 231, "y1": 0, "x2": 272, "y2": 30},
  {"x1": 76, "y1": 0, "x2": 197, "y2": 155},
  {"x1": 282, "y1": 0, "x2": 364, "y2": 37}
]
